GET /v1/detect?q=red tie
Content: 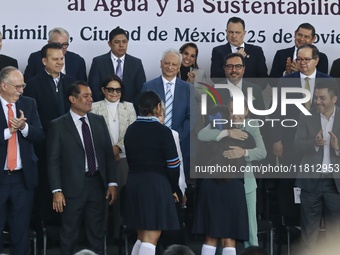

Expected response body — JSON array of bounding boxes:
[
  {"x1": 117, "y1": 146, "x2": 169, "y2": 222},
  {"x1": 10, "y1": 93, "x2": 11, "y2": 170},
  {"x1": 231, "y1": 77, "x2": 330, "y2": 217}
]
[{"x1": 7, "y1": 104, "x2": 17, "y2": 171}]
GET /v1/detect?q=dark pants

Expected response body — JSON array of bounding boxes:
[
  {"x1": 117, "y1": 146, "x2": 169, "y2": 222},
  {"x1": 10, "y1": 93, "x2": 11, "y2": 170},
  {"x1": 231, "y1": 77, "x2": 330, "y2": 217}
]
[
  {"x1": 300, "y1": 178, "x2": 340, "y2": 249},
  {"x1": 0, "y1": 170, "x2": 34, "y2": 255},
  {"x1": 60, "y1": 174, "x2": 107, "y2": 255}
]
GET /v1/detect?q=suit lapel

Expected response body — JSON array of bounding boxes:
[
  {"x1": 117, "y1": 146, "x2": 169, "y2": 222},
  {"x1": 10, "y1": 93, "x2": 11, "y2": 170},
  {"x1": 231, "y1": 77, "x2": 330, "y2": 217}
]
[
  {"x1": 332, "y1": 107, "x2": 340, "y2": 134},
  {"x1": 63, "y1": 113, "x2": 83, "y2": 149}
]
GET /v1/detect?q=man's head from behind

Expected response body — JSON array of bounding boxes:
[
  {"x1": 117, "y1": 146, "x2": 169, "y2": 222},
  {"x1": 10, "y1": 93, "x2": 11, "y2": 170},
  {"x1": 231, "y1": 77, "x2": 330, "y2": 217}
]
[
  {"x1": 294, "y1": 23, "x2": 316, "y2": 48},
  {"x1": 226, "y1": 16, "x2": 246, "y2": 47},
  {"x1": 223, "y1": 52, "x2": 246, "y2": 85},
  {"x1": 0, "y1": 66, "x2": 25, "y2": 103},
  {"x1": 296, "y1": 44, "x2": 319, "y2": 76},
  {"x1": 48, "y1": 27, "x2": 70, "y2": 55},
  {"x1": 162, "y1": 244, "x2": 195, "y2": 255},
  {"x1": 108, "y1": 26, "x2": 128, "y2": 58}
]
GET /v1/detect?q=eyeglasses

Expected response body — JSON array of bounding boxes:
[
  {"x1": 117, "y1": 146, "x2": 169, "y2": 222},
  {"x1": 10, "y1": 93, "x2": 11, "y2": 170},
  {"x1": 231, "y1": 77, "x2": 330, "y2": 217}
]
[
  {"x1": 6, "y1": 83, "x2": 26, "y2": 90},
  {"x1": 296, "y1": 58, "x2": 315, "y2": 63},
  {"x1": 225, "y1": 64, "x2": 244, "y2": 70},
  {"x1": 105, "y1": 87, "x2": 122, "y2": 94},
  {"x1": 58, "y1": 42, "x2": 69, "y2": 49}
]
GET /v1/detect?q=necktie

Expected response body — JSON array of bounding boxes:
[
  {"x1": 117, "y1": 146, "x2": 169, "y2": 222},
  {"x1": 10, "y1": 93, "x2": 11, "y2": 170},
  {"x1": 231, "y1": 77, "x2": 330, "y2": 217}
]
[
  {"x1": 304, "y1": 77, "x2": 311, "y2": 110},
  {"x1": 164, "y1": 82, "x2": 173, "y2": 128},
  {"x1": 7, "y1": 104, "x2": 17, "y2": 171},
  {"x1": 116, "y1": 59, "x2": 123, "y2": 79},
  {"x1": 80, "y1": 117, "x2": 96, "y2": 175}
]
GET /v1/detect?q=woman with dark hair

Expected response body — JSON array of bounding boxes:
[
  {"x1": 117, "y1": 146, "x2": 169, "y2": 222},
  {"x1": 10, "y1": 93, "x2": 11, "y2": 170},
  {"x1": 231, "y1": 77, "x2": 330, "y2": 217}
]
[
  {"x1": 91, "y1": 74, "x2": 136, "y2": 239},
  {"x1": 124, "y1": 91, "x2": 180, "y2": 255},
  {"x1": 178, "y1": 42, "x2": 207, "y2": 87},
  {"x1": 193, "y1": 105, "x2": 256, "y2": 255}
]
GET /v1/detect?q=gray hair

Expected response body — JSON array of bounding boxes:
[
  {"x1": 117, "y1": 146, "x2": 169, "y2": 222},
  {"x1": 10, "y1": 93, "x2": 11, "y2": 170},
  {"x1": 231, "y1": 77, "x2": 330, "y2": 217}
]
[
  {"x1": 162, "y1": 244, "x2": 195, "y2": 255},
  {"x1": 161, "y1": 48, "x2": 182, "y2": 63},
  {"x1": 0, "y1": 66, "x2": 19, "y2": 84},
  {"x1": 48, "y1": 27, "x2": 70, "y2": 41},
  {"x1": 73, "y1": 249, "x2": 98, "y2": 255}
]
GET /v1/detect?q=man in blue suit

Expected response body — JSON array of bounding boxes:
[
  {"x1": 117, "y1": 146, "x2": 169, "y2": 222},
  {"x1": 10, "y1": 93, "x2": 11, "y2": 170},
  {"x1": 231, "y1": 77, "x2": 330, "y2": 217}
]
[
  {"x1": 24, "y1": 27, "x2": 87, "y2": 82},
  {"x1": 0, "y1": 66, "x2": 44, "y2": 255},
  {"x1": 271, "y1": 44, "x2": 334, "y2": 167},
  {"x1": 270, "y1": 23, "x2": 328, "y2": 81},
  {"x1": 210, "y1": 17, "x2": 268, "y2": 90},
  {"x1": 142, "y1": 48, "x2": 193, "y2": 249},
  {"x1": 143, "y1": 49, "x2": 192, "y2": 178},
  {"x1": 88, "y1": 26, "x2": 146, "y2": 110}
]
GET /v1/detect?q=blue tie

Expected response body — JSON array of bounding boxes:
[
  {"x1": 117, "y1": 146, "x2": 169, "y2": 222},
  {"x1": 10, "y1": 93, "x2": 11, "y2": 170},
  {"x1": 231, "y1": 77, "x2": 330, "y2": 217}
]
[
  {"x1": 164, "y1": 82, "x2": 173, "y2": 128},
  {"x1": 116, "y1": 59, "x2": 123, "y2": 79},
  {"x1": 80, "y1": 117, "x2": 96, "y2": 175}
]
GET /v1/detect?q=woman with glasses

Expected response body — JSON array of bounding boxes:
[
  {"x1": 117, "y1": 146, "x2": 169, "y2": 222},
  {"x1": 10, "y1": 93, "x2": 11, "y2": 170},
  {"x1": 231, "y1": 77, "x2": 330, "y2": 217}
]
[{"x1": 91, "y1": 74, "x2": 136, "y2": 239}]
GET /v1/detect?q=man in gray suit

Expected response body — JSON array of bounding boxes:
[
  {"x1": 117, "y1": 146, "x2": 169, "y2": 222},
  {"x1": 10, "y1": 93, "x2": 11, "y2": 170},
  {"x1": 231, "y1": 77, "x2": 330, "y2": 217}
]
[
  {"x1": 47, "y1": 81, "x2": 117, "y2": 255},
  {"x1": 88, "y1": 26, "x2": 146, "y2": 110},
  {"x1": 295, "y1": 80, "x2": 340, "y2": 250}
]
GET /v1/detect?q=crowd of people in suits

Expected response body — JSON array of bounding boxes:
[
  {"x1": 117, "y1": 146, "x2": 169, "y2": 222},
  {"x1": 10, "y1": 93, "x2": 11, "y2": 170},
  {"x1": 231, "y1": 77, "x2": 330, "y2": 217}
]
[{"x1": 0, "y1": 15, "x2": 340, "y2": 255}]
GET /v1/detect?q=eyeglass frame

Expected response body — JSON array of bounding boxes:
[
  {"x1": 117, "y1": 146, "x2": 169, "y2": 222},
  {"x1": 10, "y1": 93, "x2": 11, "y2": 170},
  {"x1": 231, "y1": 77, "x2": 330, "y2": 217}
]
[
  {"x1": 296, "y1": 57, "x2": 316, "y2": 63},
  {"x1": 5, "y1": 82, "x2": 26, "y2": 90},
  {"x1": 104, "y1": 87, "x2": 122, "y2": 94},
  {"x1": 57, "y1": 42, "x2": 70, "y2": 49},
  {"x1": 224, "y1": 64, "x2": 244, "y2": 70}
]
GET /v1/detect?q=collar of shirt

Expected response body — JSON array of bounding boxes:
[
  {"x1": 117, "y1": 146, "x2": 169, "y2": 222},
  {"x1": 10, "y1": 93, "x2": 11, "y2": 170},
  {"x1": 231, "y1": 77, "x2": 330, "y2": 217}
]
[
  {"x1": 104, "y1": 98, "x2": 120, "y2": 109},
  {"x1": 70, "y1": 109, "x2": 89, "y2": 125},
  {"x1": 44, "y1": 70, "x2": 61, "y2": 80},
  {"x1": 111, "y1": 52, "x2": 125, "y2": 66},
  {"x1": 162, "y1": 77, "x2": 176, "y2": 96},
  {"x1": 227, "y1": 78, "x2": 243, "y2": 90},
  {"x1": 0, "y1": 96, "x2": 16, "y2": 118},
  {"x1": 231, "y1": 43, "x2": 245, "y2": 53}
]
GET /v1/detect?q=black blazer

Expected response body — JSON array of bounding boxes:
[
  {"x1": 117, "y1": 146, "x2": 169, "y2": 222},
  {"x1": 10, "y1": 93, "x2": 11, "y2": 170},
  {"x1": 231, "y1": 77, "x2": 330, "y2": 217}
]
[
  {"x1": 210, "y1": 42, "x2": 268, "y2": 88},
  {"x1": 270, "y1": 46, "x2": 329, "y2": 80},
  {"x1": 25, "y1": 71, "x2": 75, "y2": 131},
  {"x1": 0, "y1": 54, "x2": 18, "y2": 70},
  {"x1": 88, "y1": 52, "x2": 146, "y2": 106},
  {"x1": 47, "y1": 112, "x2": 116, "y2": 198},
  {"x1": 330, "y1": 58, "x2": 340, "y2": 78},
  {"x1": 24, "y1": 50, "x2": 87, "y2": 82},
  {"x1": 270, "y1": 71, "x2": 334, "y2": 164},
  {"x1": 0, "y1": 96, "x2": 44, "y2": 189},
  {"x1": 295, "y1": 107, "x2": 340, "y2": 193}
]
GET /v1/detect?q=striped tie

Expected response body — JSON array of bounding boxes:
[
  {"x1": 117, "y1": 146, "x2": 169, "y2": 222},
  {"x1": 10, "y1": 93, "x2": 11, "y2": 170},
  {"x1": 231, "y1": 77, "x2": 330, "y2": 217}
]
[
  {"x1": 80, "y1": 117, "x2": 96, "y2": 175},
  {"x1": 116, "y1": 59, "x2": 123, "y2": 79},
  {"x1": 164, "y1": 82, "x2": 173, "y2": 128},
  {"x1": 304, "y1": 77, "x2": 311, "y2": 110}
]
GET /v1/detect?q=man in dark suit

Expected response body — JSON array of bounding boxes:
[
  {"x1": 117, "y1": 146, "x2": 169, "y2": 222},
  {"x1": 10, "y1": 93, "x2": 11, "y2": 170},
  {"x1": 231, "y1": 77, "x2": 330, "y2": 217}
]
[
  {"x1": 0, "y1": 66, "x2": 44, "y2": 255},
  {"x1": 210, "y1": 17, "x2": 268, "y2": 89},
  {"x1": 215, "y1": 52, "x2": 265, "y2": 119},
  {"x1": 47, "y1": 81, "x2": 117, "y2": 255},
  {"x1": 0, "y1": 32, "x2": 18, "y2": 71},
  {"x1": 271, "y1": 44, "x2": 334, "y2": 167},
  {"x1": 24, "y1": 27, "x2": 87, "y2": 82},
  {"x1": 295, "y1": 81, "x2": 340, "y2": 250},
  {"x1": 24, "y1": 42, "x2": 76, "y2": 244},
  {"x1": 270, "y1": 23, "x2": 328, "y2": 81},
  {"x1": 330, "y1": 58, "x2": 340, "y2": 78},
  {"x1": 143, "y1": 49, "x2": 192, "y2": 175},
  {"x1": 88, "y1": 26, "x2": 146, "y2": 108}
]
